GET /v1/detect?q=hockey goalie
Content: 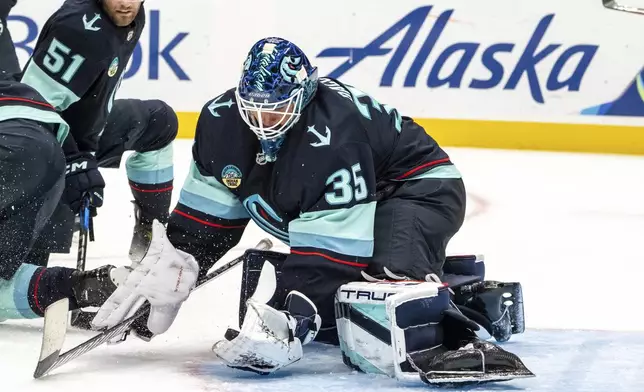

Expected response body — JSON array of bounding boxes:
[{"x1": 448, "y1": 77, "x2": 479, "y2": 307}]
[{"x1": 151, "y1": 36, "x2": 533, "y2": 385}]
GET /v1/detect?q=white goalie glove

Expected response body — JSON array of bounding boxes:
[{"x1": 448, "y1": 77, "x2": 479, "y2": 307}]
[
  {"x1": 212, "y1": 292, "x2": 321, "y2": 375},
  {"x1": 91, "y1": 220, "x2": 199, "y2": 335}
]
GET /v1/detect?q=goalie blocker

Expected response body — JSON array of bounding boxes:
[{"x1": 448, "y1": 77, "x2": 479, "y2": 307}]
[{"x1": 221, "y1": 250, "x2": 533, "y2": 385}]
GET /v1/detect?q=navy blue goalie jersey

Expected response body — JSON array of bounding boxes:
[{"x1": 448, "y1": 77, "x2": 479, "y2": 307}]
[{"x1": 167, "y1": 77, "x2": 462, "y2": 274}]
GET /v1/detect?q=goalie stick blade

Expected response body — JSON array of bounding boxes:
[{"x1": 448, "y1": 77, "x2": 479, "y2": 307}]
[
  {"x1": 34, "y1": 299, "x2": 70, "y2": 378},
  {"x1": 34, "y1": 306, "x2": 145, "y2": 378},
  {"x1": 602, "y1": 0, "x2": 644, "y2": 15},
  {"x1": 33, "y1": 239, "x2": 273, "y2": 379}
]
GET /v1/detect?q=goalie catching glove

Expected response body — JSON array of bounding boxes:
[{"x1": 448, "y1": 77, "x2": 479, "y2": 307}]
[
  {"x1": 212, "y1": 290, "x2": 321, "y2": 375},
  {"x1": 91, "y1": 220, "x2": 199, "y2": 335}
]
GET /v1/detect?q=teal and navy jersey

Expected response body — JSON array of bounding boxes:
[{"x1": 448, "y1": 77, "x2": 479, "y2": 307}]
[
  {"x1": 0, "y1": 79, "x2": 69, "y2": 143},
  {"x1": 166, "y1": 77, "x2": 462, "y2": 274},
  {"x1": 19, "y1": 0, "x2": 144, "y2": 154}
]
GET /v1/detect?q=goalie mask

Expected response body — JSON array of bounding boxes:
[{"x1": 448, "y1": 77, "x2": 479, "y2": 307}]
[{"x1": 235, "y1": 37, "x2": 319, "y2": 164}]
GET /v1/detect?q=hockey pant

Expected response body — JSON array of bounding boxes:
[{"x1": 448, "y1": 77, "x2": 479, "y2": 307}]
[{"x1": 0, "y1": 119, "x2": 65, "y2": 280}]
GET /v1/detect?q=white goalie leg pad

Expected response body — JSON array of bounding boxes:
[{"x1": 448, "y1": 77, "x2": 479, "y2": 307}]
[
  {"x1": 385, "y1": 282, "x2": 450, "y2": 382},
  {"x1": 212, "y1": 298, "x2": 303, "y2": 374},
  {"x1": 335, "y1": 281, "x2": 448, "y2": 381}
]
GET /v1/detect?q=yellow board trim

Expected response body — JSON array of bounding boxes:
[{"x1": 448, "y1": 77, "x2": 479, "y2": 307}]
[
  {"x1": 176, "y1": 111, "x2": 200, "y2": 139},
  {"x1": 176, "y1": 112, "x2": 644, "y2": 155}
]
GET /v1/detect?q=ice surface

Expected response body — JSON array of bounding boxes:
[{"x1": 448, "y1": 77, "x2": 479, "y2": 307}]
[{"x1": 1, "y1": 141, "x2": 644, "y2": 391}]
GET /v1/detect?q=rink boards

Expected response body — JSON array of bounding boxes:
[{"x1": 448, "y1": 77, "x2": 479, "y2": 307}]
[{"x1": 6, "y1": 0, "x2": 644, "y2": 154}]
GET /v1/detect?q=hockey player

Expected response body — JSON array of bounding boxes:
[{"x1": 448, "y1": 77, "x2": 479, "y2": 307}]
[
  {"x1": 15, "y1": 0, "x2": 177, "y2": 265},
  {"x1": 97, "y1": 98, "x2": 178, "y2": 262},
  {"x1": 0, "y1": 79, "x2": 198, "y2": 335},
  {"x1": 119, "y1": 36, "x2": 530, "y2": 384},
  {"x1": 0, "y1": 0, "x2": 19, "y2": 79}
]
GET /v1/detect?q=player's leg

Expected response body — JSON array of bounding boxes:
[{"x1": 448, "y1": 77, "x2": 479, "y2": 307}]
[
  {"x1": 96, "y1": 99, "x2": 178, "y2": 262},
  {"x1": 0, "y1": 0, "x2": 20, "y2": 79},
  {"x1": 0, "y1": 119, "x2": 66, "y2": 279},
  {"x1": 227, "y1": 179, "x2": 466, "y2": 347},
  {"x1": 24, "y1": 198, "x2": 76, "y2": 267},
  {"x1": 0, "y1": 119, "x2": 117, "y2": 320},
  {"x1": 333, "y1": 179, "x2": 533, "y2": 383},
  {"x1": 366, "y1": 177, "x2": 467, "y2": 281},
  {"x1": 368, "y1": 179, "x2": 525, "y2": 341},
  {"x1": 334, "y1": 180, "x2": 532, "y2": 383},
  {"x1": 276, "y1": 178, "x2": 466, "y2": 345}
]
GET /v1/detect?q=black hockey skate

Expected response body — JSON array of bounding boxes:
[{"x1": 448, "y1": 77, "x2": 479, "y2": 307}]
[
  {"x1": 452, "y1": 281, "x2": 524, "y2": 343},
  {"x1": 68, "y1": 265, "x2": 156, "y2": 341},
  {"x1": 71, "y1": 265, "x2": 119, "y2": 308},
  {"x1": 69, "y1": 265, "x2": 119, "y2": 329},
  {"x1": 443, "y1": 255, "x2": 525, "y2": 343},
  {"x1": 129, "y1": 201, "x2": 153, "y2": 264}
]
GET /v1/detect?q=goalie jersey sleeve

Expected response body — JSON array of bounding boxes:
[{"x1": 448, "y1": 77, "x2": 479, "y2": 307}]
[
  {"x1": 20, "y1": 1, "x2": 144, "y2": 154},
  {"x1": 167, "y1": 100, "x2": 251, "y2": 275}
]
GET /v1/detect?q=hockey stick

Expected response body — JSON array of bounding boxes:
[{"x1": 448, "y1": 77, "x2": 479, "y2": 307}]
[
  {"x1": 34, "y1": 238, "x2": 273, "y2": 379},
  {"x1": 76, "y1": 196, "x2": 91, "y2": 271},
  {"x1": 70, "y1": 196, "x2": 96, "y2": 329},
  {"x1": 602, "y1": 0, "x2": 644, "y2": 15}
]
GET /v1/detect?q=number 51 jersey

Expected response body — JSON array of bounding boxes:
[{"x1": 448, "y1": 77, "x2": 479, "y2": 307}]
[
  {"x1": 20, "y1": 0, "x2": 144, "y2": 153},
  {"x1": 169, "y1": 77, "x2": 462, "y2": 271}
]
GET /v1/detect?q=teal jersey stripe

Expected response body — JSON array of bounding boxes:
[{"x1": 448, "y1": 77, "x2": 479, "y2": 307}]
[
  {"x1": 290, "y1": 232, "x2": 373, "y2": 257},
  {"x1": 0, "y1": 264, "x2": 39, "y2": 320},
  {"x1": 289, "y1": 202, "x2": 376, "y2": 257},
  {"x1": 125, "y1": 144, "x2": 175, "y2": 184},
  {"x1": 127, "y1": 166, "x2": 174, "y2": 185},
  {"x1": 179, "y1": 189, "x2": 250, "y2": 220},
  {"x1": 178, "y1": 161, "x2": 249, "y2": 219},
  {"x1": 21, "y1": 61, "x2": 81, "y2": 111},
  {"x1": 0, "y1": 105, "x2": 69, "y2": 143}
]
